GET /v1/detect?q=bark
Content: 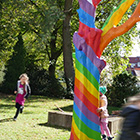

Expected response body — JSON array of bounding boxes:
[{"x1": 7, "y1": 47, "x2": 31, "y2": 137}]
[
  {"x1": 63, "y1": 0, "x2": 74, "y2": 94},
  {"x1": 48, "y1": 28, "x2": 62, "y2": 78}
]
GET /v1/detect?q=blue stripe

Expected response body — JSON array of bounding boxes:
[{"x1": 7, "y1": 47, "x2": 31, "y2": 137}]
[
  {"x1": 74, "y1": 93, "x2": 100, "y2": 125},
  {"x1": 75, "y1": 46, "x2": 100, "y2": 82},
  {"x1": 73, "y1": 102, "x2": 100, "y2": 132},
  {"x1": 77, "y1": 8, "x2": 95, "y2": 28}
]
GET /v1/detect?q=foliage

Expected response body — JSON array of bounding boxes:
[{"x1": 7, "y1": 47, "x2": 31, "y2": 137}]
[
  {"x1": 0, "y1": 0, "x2": 64, "y2": 75},
  {"x1": 0, "y1": 0, "x2": 66, "y2": 95},
  {"x1": 96, "y1": 0, "x2": 139, "y2": 77},
  {"x1": 0, "y1": 0, "x2": 139, "y2": 96},
  {"x1": 0, "y1": 34, "x2": 26, "y2": 94},
  {"x1": 106, "y1": 71, "x2": 140, "y2": 107},
  {"x1": 26, "y1": 61, "x2": 66, "y2": 98}
]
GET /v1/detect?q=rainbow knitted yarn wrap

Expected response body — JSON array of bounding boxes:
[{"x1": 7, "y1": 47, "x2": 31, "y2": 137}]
[
  {"x1": 70, "y1": 0, "x2": 104, "y2": 140},
  {"x1": 70, "y1": 0, "x2": 136, "y2": 139}
]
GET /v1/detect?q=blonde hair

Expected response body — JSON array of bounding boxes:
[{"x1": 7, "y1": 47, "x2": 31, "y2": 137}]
[
  {"x1": 125, "y1": 93, "x2": 140, "y2": 106},
  {"x1": 19, "y1": 73, "x2": 29, "y2": 83}
]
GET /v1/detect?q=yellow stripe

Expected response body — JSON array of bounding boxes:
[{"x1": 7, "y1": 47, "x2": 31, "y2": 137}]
[
  {"x1": 72, "y1": 118, "x2": 95, "y2": 140},
  {"x1": 75, "y1": 68, "x2": 99, "y2": 100},
  {"x1": 102, "y1": 0, "x2": 135, "y2": 36}
]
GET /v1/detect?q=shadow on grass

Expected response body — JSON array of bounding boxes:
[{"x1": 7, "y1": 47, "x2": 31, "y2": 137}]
[
  {"x1": 53, "y1": 105, "x2": 73, "y2": 112},
  {"x1": 23, "y1": 111, "x2": 36, "y2": 114},
  {"x1": 0, "y1": 93, "x2": 62, "y2": 103},
  {"x1": 38, "y1": 122, "x2": 71, "y2": 131},
  {"x1": 0, "y1": 104, "x2": 14, "y2": 113},
  {"x1": 0, "y1": 104, "x2": 14, "y2": 110},
  {"x1": 0, "y1": 118, "x2": 14, "y2": 123}
]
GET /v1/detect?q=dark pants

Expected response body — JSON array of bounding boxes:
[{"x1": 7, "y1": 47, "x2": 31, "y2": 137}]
[{"x1": 14, "y1": 103, "x2": 23, "y2": 119}]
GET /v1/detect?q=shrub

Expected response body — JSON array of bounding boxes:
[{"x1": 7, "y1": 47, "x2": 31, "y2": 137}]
[
  {"x1": 0, "y1": 34, "x2": 26, "y2": 94},
  {"x1": 26, "y1": 65, "x2": 66, "y2": 98},
  {"x1": 106, "y1": 71, "x2": 140, "y2": 107}
]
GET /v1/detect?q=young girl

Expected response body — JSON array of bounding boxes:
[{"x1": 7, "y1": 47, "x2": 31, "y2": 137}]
[
  {"x1": 119, "y1": 93, "x2": 140, "y2": 140},
  {"x1": 97, "y1": 86, "x2": 113, "y2": 140},
  {"x1": 13, "y1": 73, "x2": 31, "y2": 121}
]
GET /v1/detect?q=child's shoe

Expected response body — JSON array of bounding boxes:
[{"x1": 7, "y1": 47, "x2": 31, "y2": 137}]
[
  {"x1": 108, "y1": 137, "x2": 114, "y2": 140},
  {"x1": 20, "y1": 106, "x2": 24, "y2": 113},
  {"x1": 13, "y1": 117, "x2": 17, "y2": 121},
  {"x1": 102, "y1": 134, "x2": 107, "y2": 140}
]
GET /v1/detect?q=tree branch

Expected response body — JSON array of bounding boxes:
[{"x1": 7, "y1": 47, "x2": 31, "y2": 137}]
[
  {"x1": 45, "y1": 44, "x2": 51, "y2": 59},
  {"x1": 29, "y1": 0, "x2": 45, "y2": 17},
  {"x1": 100, "y1": 2, "x2": 140, "y2": 53}
]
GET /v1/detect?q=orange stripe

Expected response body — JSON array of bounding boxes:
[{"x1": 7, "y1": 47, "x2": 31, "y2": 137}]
[
  {"x1": 71, "y1": 125, "x2": 80, "y2": 140},
  {"x1": 75, "y1": 77, "x2": 99, "y2": 108}
]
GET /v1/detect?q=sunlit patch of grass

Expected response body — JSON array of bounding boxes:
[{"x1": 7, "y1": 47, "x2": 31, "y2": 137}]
[
  {"x1": 0, "y1": 94, "x2": 73, "y2": 140},
  {"x1": 0, "y1": 93, "x2": 121, "y2": 140}
]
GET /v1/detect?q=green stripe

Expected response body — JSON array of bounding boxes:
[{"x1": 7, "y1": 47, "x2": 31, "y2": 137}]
[
  {"x1": 76, "y1": 58, "x2": 99, "y2": 90},
  {"x1": 73, "y1": 110, "x2": 101, "y2": 139},
  {"x1": 101, "y1": 0, "x2": 127, "y2": 30}
]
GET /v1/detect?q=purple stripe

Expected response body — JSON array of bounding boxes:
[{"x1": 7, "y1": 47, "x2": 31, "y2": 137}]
[
  {"x1": 78, "y1": 0, "x2": 96, "y2": 17},
  {"x1": 74, "y1": 93, "x2": 100, "y2": 125},
  {"x1": 73, "y1": 32, "x2": 106, "y2": 73}
]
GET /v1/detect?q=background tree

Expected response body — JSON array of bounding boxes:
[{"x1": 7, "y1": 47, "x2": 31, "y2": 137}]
[
  {"x1": 106, "y1": 71, "x2": 140, "y2": 107},
  {"x1": 0, "y1": 0, "x2": 66, "y2": 96},
  {"x1": 1, "y1": 34, "x2": 26, "y2": 94},
  {"x1": 63, "y1": 0, "x2": 75, "y2": 95},
  {"x1": 96, "y1": 0, "x2": 139, "y2": 77},
  {"x1": 0, "y1": 0, "x2": 139, "y2": 98}
]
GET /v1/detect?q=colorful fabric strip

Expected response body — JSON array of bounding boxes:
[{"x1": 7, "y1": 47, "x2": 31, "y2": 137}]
[
  {"x1": 101, "y1": 0, "x2": 135, "y2": 36},
  {"x1": 78, "y1": 22, "x2": 102, "y2": 57},
  {"x1": 79, "y1": 0, "x2": 96, "y2": 17},
  {"x1": 74, "y1": 92, "x2": 100, "y2": 125},
  {"x1": 70, "y1": 0, "x2": 103, "y2": 139},
  {"x1": 77, "y1": 8, "x2": 95, "y2": 28},
  {"x1": 75, "y1": 47, "x2": 100, "y2": 82},
  {"x1": 73, "y1": 32, "x2": 106, "y2": 73},
  {"x1": 73, "y1": 110, "x2": 101, "y2": 139},
  {"x1": 73, "y1": 101, "x2": 100, "y2": 132},
  {"x1": 92, "y1": 0, "x2": 102, "y2": 7},
  {"x1": 75, "y1": 60, "x2": 99, "y2": 90},
  {"x1": 71, "y1": 119, "x2": 94, "y2": 140},
  {"x1": 75, "y1": 77, "x2": 99, "y2": 108},
  {"x1": 75, "y1": 68, "x2": 99, "y2": 100}
]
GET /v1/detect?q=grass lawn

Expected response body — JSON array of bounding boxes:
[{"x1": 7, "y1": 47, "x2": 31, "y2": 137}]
[
  {"x1": 0, "y1": 93, "x2": 120, "y2": 140},
  {"x1": 0, "y1": 94, "x2": 73, "y2": 140}
]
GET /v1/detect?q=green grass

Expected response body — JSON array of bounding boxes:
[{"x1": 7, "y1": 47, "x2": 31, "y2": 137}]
[
  {"x1": 0, "y1": 94, "x2": 120, "y2": 140},
  {"x1": 0, "y1": 94, "x2": 73, "y2": 140}
]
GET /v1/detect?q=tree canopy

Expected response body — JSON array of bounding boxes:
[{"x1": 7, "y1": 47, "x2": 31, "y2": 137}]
[{"x1": 0, "y1": 0, "x2": 139, "y2": 95}]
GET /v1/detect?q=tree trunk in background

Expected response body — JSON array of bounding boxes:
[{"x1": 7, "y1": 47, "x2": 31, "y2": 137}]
[
  {"x1": 48, "y1": 27, "x2": 62, "y2": 78},
  {"x1": 63, "y1": 0, "x2": 74, "y2": 96},
  {"x1": 48, "y1": 61, "x2": 56, "y2": 78}
]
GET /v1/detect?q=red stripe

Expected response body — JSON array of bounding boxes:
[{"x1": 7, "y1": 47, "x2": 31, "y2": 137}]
[
  {"x1": 74, "y1": 85, "x2": 99, "y2": 117},
  {"x1": 78, "y1": 21, "x2": 102, "y2": 58},
  {"x1": 92, "y1": 0, "x2": 101, "y2": 8},
  {"x1": 70, "y1": 131, "x2": 74, "y2": 140}
]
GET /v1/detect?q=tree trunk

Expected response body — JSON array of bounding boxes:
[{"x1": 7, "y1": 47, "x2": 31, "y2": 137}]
[
  {"x1": 63, "y1": 0, "x2": 74, "y2": 94},
  {"x1": 48, "y1": 27, "x2": 62, "y2": 78},
  {"x1": 48, "y1": 61, "x2": 56, "y2": 78}
]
